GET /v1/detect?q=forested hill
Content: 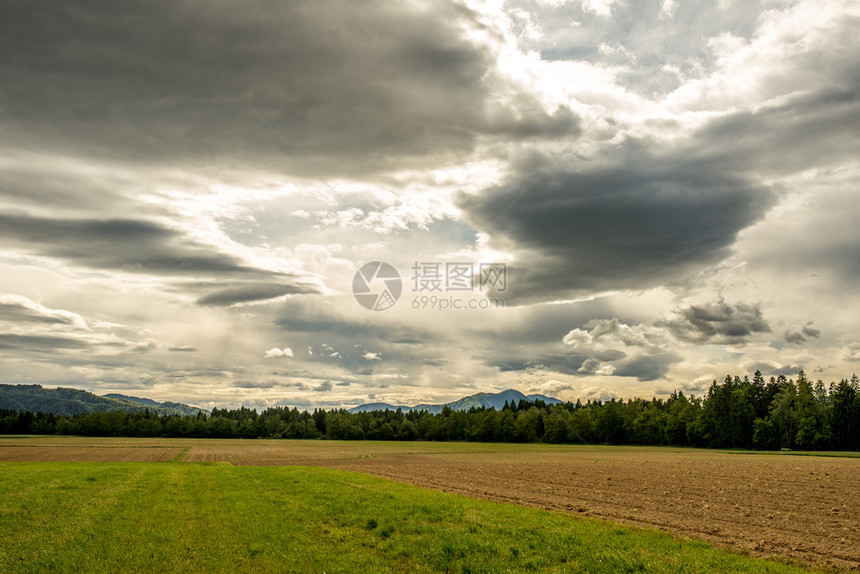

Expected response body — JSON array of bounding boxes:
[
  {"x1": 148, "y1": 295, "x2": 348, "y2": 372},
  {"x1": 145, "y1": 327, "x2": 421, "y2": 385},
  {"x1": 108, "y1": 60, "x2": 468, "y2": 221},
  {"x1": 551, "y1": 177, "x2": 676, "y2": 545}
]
[{"x1": 0, "y1": 384, "x2": 206, "y2": 416}]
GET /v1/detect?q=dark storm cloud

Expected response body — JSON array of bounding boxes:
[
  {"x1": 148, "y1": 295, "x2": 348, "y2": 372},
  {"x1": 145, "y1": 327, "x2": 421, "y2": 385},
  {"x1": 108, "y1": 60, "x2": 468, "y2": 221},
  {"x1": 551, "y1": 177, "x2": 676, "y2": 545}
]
[
  {"x1": 196, "y1": 283, "x2": 317, "y2": 307},
  {"x1": 783, "y1": 330, "x2": 807, "y2": 345},
  {"x1": 0, "y1": 213, "x2": 249, "y2": 274},
  {"x1": 0, "y1": 333, "x2": 95, "y2": 352},
  {"x1": 460, "y1": 147, "x2": 775, "y2": 303},
  {"x1": 494, "y1": 358, "x2": 547, "y2": 373},
  {"x1": 612, "y1": 353, "x2": 680, "y2": 382},
  {"x1": 0, "y1": 301, "x2": 75, "y2": 326},
  {"x1": 0, "y1": 161, "x2": 135, "y2": 212},
  {"x1": 690, "y1": 87, "x2": 860, "y2": 178},
  {"x1": 802, "y1": 325, "x2": 821, "y2": 338},
  {"x1": 783, "y1": 323, "x2": 821, "y2": 346},
  {"x1": 0, "y1": 0, "x2": 577, "y2": 176},
  {"x1": 168, "y1": 346, "x2": 198, "y2": 353},
  {"x1": 0, "y1": 214, "x2": 317, "y2": 298},
  {"x1": 661, "y1": 299, "x2": 770, "y2": 344}
]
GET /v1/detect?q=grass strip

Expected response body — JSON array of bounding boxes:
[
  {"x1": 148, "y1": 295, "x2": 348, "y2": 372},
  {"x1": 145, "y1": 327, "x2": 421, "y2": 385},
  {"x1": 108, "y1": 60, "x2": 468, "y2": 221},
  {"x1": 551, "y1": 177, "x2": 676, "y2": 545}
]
[{"x1": 169, "y1": 446, "x2": 191, "y2": 462}]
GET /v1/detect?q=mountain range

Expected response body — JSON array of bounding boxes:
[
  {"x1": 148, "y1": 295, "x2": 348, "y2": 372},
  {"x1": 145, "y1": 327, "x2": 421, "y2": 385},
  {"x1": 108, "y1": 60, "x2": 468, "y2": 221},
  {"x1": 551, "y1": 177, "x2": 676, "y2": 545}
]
[
  {"x1": 0, "y1": 384, "x2": 563, "y2": 417},
  {"x1": 348, "y1": 389, "x2": 565, "y2": 414},
  {"x1": 0, "y1": 384, "x2": 207, "y2": 416}
]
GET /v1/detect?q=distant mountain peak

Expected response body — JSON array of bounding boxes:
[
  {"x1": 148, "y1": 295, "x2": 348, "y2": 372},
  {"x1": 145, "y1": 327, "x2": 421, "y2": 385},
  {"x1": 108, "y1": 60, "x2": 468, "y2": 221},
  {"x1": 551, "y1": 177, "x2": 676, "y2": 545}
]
[{"x1": 348, "y1": 388, "x2": 563, "y2": 414}]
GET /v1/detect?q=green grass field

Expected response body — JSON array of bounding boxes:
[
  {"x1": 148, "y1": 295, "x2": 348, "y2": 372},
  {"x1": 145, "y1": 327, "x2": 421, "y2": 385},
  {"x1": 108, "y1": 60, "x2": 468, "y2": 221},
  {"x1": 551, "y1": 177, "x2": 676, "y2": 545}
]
[{"x1": 0, "y1": 462, "x2": 812, "y2": 573}]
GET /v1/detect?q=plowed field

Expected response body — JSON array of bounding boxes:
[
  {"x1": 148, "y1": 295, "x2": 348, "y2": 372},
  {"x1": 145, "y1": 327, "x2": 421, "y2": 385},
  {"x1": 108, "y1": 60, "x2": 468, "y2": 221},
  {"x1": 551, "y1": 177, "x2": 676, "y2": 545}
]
[
  {"x1": 0, "y1": 445, "x2": 181, "y2": 462},
  {"x1": 323, "y1": 450, "x2": 860, "y2": 571}
]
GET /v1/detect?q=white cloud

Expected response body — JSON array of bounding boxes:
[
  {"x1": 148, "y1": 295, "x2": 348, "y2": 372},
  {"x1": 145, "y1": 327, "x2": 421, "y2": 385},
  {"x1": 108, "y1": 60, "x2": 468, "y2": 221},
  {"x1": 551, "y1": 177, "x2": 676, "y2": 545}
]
[
  {"x1": 562, "y1": 328, "x2": 593, "y2": 349},
  {"x1": 840, "y1": 343, "x2": 860, "y2": 363},
  {"x1": 598, "y1": 42, "x2": 637, "y2": 63},
  {"x1": 264, "y1": 347, "x2": 294, "y2": 359},
  {"x1": 664, "y1": 0, "x2": 857, "y2": 112},
  {"x1": 564, "y1": 318, "x2": 667, "y2": 355},
  {"x1": 534, "y1": 0, "x2": 569, "y2": 7},
  {"x1": 596, "y1": 365, "x2": 616, "y2": 376},
  {"x1": 580, "y1": 0, "x2": 621, "y2": 18},
  {"x1": 0, "y1": 293, "x2": 90, "y2": 330},
  {"x1": 527, "y1": 379, "x2": 575, "y2": 396},
  {"x1": 658, "y1": 0, "x2": 678, "y2": 20},
  {"x1": 563, "y1": 318, "x2": 678, "y2": 381}
]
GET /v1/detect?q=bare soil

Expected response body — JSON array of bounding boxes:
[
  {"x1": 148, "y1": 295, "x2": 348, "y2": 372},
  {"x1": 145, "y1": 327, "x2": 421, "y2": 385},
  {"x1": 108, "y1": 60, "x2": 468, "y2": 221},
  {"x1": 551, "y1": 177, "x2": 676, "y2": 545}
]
[
  {"x1": 0, "y1": 444, "x2": 181, "y2": 462},
  {"x1": 182, "y1": 442, "x2": 381, "y2": 464},
  {"x1": 323, "y1": 450, "x2": 860, "y2": 572}
]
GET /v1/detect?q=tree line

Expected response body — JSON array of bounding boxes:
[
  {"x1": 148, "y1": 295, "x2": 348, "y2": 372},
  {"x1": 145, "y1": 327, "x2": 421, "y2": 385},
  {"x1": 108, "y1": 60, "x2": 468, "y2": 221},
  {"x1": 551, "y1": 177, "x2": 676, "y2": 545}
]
[{"x1": 2, "y1": 371, "x2": 859, "y2": 451}]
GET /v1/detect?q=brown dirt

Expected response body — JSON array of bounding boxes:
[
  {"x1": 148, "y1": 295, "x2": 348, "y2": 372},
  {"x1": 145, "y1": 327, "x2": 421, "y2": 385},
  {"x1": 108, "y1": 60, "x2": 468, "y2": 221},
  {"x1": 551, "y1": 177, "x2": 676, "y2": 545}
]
[
  {"x1": 322, "y1": 450, "x2": 860, "y2": 572},
  {"x1": 0, "y1": 445, "x2": 181, "y2": 462},
  {"x1": 182, "y1": 441, "x2": 383, "y2": 464}
]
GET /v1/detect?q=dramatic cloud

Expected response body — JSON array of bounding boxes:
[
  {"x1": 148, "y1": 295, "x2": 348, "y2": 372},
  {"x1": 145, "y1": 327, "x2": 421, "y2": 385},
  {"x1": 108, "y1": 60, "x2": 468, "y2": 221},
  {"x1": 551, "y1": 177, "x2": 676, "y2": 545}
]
[
  {"x1": 802, "y1": 325, "x2": 821, "y2": 339},
  {"x1": 660, "y1": 299, "x2": 770, "y2": 345},
  {"x1": 840, "y1": 344, "x2": 860, "y2": 363},
  {"x1": 0, "y1": 211, "x2": 322, "y2": 306},
  {"x1": 0, "y1": 334, "x2": 93, "y2": 352},
  {"x1": 783, "y1": 324, "x2": 820, "y2": 346},
  {"x1": 0, "y1": 0, "x2": 576, "y2": 176},
  {"x1": 460, "y1": 151, "x2": 775, "y2": 302},
  {"x1": 0, "y1": 294, "x2": 88, "y2": 329},
  {"x1": 0, "y1": 214, "x2": 267, "y2": 275},
  {"x1": 196, "y1": 283, "x2": 316, "y2": 307},
  {"x1": 560, "y1": 318, "x2": 680, "y2": 381},
  {"x1": 0, "y1": 0, "x2": 857, "y2": 408},
  {"x1": 0, "y1": 294, "x2": 148, "y2": 364},
  {"x1": 784, "y1": 330, "x2": 807, "y2": 346},
  {"x1": 460, "y1": 0, "x2": 860, "y2": 304},
  {"x1": 169, "y1": 346, "x2": 198, "y2": 353}
]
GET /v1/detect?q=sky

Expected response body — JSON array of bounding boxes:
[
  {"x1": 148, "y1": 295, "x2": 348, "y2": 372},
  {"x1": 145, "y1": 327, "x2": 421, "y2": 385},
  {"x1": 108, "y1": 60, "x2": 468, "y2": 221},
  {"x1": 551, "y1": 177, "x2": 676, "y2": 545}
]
[{"x1": 1, "y1": 0, "x2": 859, "y2": 410}]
